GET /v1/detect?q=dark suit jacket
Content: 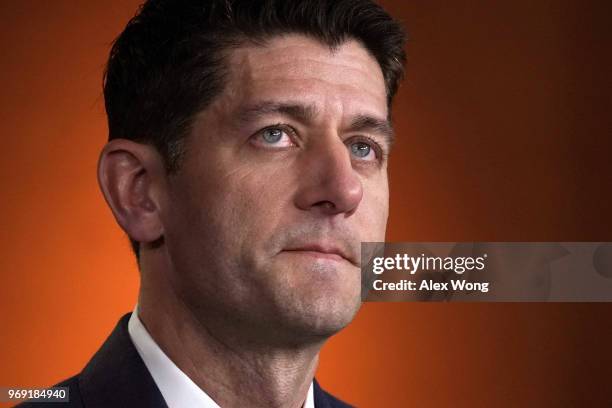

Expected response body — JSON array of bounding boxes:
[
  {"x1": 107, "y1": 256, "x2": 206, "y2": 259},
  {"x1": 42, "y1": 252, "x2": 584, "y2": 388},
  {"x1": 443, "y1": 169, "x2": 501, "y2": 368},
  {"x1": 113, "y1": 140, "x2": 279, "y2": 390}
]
[{"x1": 17, "y1": 313, "x2": 352, "y2": 408}]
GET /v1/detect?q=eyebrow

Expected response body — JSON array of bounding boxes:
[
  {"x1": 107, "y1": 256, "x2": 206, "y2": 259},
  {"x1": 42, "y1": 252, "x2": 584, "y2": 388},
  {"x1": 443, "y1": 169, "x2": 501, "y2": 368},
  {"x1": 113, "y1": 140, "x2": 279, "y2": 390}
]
[
  {"x1": 237, "y1": 101, "x2": 394, "y2": 147},
  {"x1": 349, "y1": 114, "x2": 395, "y2": 147},
  {"x1": 238, "y1": 101, "x2": 318, "y2": 125}
]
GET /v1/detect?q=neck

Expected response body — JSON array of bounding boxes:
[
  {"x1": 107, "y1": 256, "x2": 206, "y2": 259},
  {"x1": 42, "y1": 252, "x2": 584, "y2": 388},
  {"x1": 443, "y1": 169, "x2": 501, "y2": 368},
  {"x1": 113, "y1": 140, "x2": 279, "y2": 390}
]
[{"x1": 137, "y1": 256, "x2": 324, "y2": 408}]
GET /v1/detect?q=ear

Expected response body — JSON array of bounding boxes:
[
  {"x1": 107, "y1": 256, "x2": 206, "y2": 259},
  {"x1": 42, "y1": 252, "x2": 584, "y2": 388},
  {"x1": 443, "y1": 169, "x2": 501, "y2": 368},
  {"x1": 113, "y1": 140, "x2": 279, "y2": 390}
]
[{"x1": 97, "y1": 139, "x2": 167, "y2": 246}]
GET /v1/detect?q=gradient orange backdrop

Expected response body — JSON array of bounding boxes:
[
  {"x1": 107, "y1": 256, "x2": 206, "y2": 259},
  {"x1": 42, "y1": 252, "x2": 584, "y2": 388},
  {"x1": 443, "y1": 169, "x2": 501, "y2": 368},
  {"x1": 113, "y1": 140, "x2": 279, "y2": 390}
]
[{"x1": 1, "y1": 1, "x2": 611, "y2": 407}]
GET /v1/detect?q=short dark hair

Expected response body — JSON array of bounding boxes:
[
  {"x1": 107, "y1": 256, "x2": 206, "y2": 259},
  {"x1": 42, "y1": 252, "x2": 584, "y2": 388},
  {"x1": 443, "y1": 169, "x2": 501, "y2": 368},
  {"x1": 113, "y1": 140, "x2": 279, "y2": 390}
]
[{"x1": 104, "y1": 0, "x2": 406, "y2": 259}]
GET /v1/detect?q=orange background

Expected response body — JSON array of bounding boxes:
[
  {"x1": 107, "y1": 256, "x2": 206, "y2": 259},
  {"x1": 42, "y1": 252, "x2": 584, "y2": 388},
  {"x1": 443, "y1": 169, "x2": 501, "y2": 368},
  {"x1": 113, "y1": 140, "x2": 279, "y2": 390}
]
[{"x1": 1, "y1": 1, "x2": 611, "y2": 407}]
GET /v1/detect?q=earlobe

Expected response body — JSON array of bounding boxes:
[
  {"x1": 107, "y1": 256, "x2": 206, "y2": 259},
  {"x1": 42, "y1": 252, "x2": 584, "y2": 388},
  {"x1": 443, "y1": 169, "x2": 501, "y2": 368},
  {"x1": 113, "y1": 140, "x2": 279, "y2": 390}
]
[{"x1": 97, "y1": 139, "x2": 165, "y2": 245}]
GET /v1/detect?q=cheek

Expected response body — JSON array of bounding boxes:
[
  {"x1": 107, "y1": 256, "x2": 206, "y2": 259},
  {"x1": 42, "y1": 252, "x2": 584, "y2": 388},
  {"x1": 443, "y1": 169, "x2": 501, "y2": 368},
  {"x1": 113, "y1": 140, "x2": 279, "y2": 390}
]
[
  {"x1": 192, "y1": 163, "x2": 294, "y2": 248},
  {"x1": 358, "y1": 176, "x2": 389, "y2": 241},
  {"x1": 163, "y1": 165, "x2": 291, "y2": 297}
]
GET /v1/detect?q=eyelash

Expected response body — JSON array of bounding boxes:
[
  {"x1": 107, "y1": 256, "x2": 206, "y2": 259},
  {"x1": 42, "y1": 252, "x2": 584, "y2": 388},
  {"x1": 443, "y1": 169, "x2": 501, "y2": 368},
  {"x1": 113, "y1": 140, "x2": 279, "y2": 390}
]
[
  {"x1": 348, "y1": 135, "x2": 385, "y2": 162},
  {"x1": 252, "y1": 123, "x2": 386, "y2": 162},
  {"x1": 256, "y1": 123, "x2": 298, "y2": 145}
]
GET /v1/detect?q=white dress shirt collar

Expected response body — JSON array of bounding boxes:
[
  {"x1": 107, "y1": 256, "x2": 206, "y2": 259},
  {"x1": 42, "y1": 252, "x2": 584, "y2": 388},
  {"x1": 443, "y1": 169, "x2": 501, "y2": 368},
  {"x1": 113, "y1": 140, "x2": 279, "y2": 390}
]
[{"x1": 127, "y1": 305, "x2": 315, "y2": 408}]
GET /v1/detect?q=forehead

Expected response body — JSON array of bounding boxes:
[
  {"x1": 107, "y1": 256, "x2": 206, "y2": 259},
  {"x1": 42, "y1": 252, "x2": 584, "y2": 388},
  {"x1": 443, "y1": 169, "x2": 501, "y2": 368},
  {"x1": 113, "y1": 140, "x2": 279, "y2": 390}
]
[{"x1": 219, "y1": 34, "x2": 388, "y2": 119}]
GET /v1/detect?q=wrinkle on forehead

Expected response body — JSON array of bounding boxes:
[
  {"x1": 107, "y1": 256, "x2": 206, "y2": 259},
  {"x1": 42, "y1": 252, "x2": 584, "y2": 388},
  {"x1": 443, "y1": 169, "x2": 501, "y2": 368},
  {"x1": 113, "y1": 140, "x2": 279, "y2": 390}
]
[{"x1": 224, "y1": 35, "x2": 387, "y2": 116}]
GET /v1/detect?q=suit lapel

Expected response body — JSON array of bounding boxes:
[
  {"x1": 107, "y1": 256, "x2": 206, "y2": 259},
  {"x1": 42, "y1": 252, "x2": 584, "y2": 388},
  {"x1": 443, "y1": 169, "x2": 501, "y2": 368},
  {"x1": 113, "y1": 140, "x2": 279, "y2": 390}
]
[
  {"x1": 313, "y1": 379, "x2": 353, "y2": 408},
  {"x1": 78, "y1": 312, "x2": 168, "y2": 408}
]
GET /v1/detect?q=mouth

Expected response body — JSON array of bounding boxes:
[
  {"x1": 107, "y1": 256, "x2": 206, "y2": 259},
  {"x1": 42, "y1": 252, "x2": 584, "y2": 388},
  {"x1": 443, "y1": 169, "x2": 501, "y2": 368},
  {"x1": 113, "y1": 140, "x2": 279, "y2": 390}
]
[{"x1": 281, "y1": 244, "x2": 356, "y2": 266}]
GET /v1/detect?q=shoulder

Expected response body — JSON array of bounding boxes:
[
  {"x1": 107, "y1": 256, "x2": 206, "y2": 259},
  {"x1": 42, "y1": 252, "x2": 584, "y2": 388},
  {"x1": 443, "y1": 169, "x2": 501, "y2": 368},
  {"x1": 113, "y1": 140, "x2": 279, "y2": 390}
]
[
  {"x1": 16, "y1": 313, "x2": 166, "y2": 408},
  {"x1": 313, "y1": 379, "x2": 354, "y2": 408},
  {"x1": 14, "y1": 374, "x2": 84, "y2": 407}
]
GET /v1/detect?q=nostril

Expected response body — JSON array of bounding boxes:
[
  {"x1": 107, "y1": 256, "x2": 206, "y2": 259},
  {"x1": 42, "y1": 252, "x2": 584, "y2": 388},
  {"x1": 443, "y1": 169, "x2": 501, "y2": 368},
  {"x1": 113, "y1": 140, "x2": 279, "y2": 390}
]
[{"x1": 314, "y1": 201, "x2": 335, "y2": 210}]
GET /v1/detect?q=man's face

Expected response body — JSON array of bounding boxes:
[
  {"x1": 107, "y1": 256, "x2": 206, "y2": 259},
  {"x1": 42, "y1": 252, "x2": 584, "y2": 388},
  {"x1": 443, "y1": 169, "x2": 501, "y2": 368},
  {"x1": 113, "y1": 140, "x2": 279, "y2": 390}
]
[{"x1": 161, "y1": 35, "x2": 390, "y2": 341}]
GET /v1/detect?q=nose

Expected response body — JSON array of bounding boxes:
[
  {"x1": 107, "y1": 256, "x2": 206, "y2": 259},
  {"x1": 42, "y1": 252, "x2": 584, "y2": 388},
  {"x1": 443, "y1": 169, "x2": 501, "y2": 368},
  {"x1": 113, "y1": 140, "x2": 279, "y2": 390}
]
[{"x1": 294, "y1": 137, "x2": 363, "y2": 216}]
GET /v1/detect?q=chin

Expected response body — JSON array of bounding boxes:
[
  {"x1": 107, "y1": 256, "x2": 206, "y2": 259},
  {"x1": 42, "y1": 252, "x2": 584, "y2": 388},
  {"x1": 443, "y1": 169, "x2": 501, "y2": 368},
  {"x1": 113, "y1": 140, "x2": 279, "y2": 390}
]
[
  {"x1": 253, "y1": 253, "x2": 363, "y2": 340},
  {"x1": 272, "y1": 303, "x2": 360, "y2": 343},
  {"x1": 276, "y1": 278, "x2": 362, "y2": 339},
  {"x1": 306, "y1": 298, "x2": 362, "y2": 337}
]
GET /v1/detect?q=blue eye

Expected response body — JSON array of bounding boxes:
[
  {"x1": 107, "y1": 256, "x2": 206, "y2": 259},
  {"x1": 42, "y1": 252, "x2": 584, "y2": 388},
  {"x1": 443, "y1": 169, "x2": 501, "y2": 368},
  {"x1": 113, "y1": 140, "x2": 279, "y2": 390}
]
[
  {"x1": 251, "y1": 125, "x2": 296, "y2": 149},
  {"x1": 262, "y1": 128, "x2": 283, "y2": 144},
  {"x1": 350, "y1": 141, "x2": 373, "y2": 159}
]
